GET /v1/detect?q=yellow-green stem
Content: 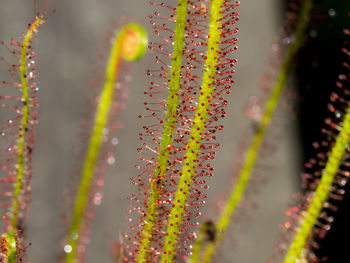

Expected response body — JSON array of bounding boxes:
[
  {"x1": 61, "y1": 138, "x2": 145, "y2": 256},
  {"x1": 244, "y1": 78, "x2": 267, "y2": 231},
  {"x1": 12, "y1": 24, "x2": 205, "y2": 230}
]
[
  {"x1": 10, "y1": 17, "x2": 42, "y2": 235},
  {"x1": 136, "y1": 1, "x2": 188, "y2": 262},
  {"x1": 190, "y1": 0, "x2": 312, "y2": 262},
  {"x1": 65, "y1": 24, "x2": 147, "y2": 263},
  {"x1": 284, "y1": 108, "x2": 350, "y2": 262},
  {"x1": 161, "y1": 0, "x2": 224, "y2": 261}
]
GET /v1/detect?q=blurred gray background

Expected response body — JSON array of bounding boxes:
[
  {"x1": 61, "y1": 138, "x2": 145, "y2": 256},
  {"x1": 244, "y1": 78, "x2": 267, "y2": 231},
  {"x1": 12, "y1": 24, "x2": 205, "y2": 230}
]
[{"x1": 0, "y1": 0, "x2": 301, "y2": 262}]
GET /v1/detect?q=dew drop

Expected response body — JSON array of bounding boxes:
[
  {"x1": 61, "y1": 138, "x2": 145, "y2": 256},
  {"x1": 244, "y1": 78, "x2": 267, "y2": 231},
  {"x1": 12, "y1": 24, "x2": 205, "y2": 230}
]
[
  {"x1": 111, "y1": 137, "x2": 119, "y2": 145},
  {"x1": 310, "y1": 30, "x2": 317, "y2": 38},
  {"x1": 64, "y1": 244, "x2": 72, "y2": 253},
  {"x1": 328, "y1": 9, "x2": 336, "y2": 17},
  {"x1": 283, "y1": 37, "x2": 291, "y2": 45},
  {"x1": 339, "y1": 74, "x2": 346, "y2": 80},
  {"x1": 272, "y1": 43, "x2": 279, "y2": 52},
  {"x1": 107, "y1": 156, "x2": 115, "y2": 165},
  {"x1": 102, "y1": 128, "x2": 109, "y2": 135},
  {"x1": 96, "y1": 179, "x2": 104, "y2": 187},
  {"x1": 340, "y1": 179, "x2": 346, "y2": 186},
  {"x1": 93, "y1": 192, "x2": 103, "y2": 206},
  {"x1": 284, "y1": 222, "x2": 291, "y2": 229},
  {"x1": 72, "y1": 233, "x2": 79, "y2": 240}
]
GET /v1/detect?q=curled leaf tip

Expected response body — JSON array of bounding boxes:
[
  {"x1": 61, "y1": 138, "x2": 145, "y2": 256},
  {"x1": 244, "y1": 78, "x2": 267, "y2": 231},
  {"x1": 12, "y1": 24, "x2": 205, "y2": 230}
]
[{"x1": 120, "y1": 23, "x2": 148, "y2": 61}]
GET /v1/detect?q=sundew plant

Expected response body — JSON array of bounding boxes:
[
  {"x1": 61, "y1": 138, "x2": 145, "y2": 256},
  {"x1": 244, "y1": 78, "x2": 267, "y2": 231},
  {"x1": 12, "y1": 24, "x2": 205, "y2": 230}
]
[{"x1": 0, "y1": 0, "x2": 350, "y2": 263}]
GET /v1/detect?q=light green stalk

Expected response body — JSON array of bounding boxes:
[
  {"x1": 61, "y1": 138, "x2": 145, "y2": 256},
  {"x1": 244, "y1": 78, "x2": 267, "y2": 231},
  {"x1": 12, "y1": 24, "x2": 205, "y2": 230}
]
[
  {"x1": 189, "y1": 0, "x2": 312, "y2": 262},
  {"x1": 160, "y1": 0, "x2": 225, "y2": 261},
  {"x1": 136, "y1": 1, "x2": 189, "y2": 262},
  {"x1": 65, "y1": 24, "x2": 147, "y2": 263}
]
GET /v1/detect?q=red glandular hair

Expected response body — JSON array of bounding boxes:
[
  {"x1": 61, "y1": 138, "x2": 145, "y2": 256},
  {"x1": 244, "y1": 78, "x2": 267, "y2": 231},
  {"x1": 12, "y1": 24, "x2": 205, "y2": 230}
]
[
  {"x1": 124, "y1": 0, "x2": 238, "y2": 261},
  {"x1": 0, "y1": 16, "x2": 46, "y2": 234}
]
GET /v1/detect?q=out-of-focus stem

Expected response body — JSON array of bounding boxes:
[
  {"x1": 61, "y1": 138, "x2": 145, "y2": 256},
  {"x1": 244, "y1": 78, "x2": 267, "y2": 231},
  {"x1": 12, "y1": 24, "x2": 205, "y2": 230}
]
[
  {"x1": 284, "y1": 105, "x2": 350, "y2": 262},
  {"x1": 65, "y1": 24, "x2": 147, "y2": 263}
]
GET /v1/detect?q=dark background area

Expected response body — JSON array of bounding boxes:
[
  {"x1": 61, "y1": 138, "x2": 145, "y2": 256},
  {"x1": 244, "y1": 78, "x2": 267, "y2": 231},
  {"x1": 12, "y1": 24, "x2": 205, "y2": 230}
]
[{"x1": 294, "y1": 0, "x2": 350, "y2": 261}]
